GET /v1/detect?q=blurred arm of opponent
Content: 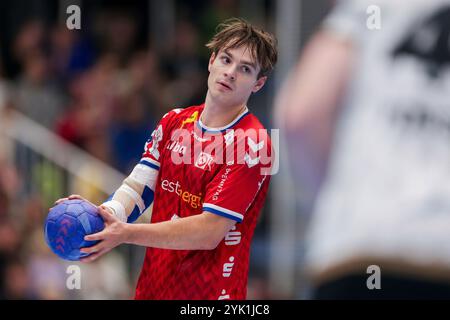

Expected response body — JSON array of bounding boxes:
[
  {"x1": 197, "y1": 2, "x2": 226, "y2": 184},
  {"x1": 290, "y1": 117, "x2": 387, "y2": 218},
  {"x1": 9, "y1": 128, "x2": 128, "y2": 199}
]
[
  {"x1": 274, "y1": 29, "x2": 354, "y2": 159},
  {"x1": 274, "y1": 28, "x2": 355, "y2": 190}
]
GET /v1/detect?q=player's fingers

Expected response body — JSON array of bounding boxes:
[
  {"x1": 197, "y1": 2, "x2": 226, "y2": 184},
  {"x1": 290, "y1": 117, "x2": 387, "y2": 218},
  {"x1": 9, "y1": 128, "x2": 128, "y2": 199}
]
[
  {"x1": 68, "y1": 194, "x2": 84, "y2": 200},
  {"x1": 80, "y1": 248, "x2": 109, "y2": 263},
  {"x1": 54, "y1": 197, "x2": 69, "y2": 205},
  {"x1": 97, "y1": 205, "x2": 116, "y2": 223},
  {"x1": 80, "y1": 242, "x2": 104, "y2": 254},
  {"x1": 84, "y1": 230, "x2": 107, "y2": 242},
  {"x1": 67, "y1": 194, "x2": 98, "y2": 208},
  {"x1": 54, "y1": 194, "x2": 84, "y2": 206}
]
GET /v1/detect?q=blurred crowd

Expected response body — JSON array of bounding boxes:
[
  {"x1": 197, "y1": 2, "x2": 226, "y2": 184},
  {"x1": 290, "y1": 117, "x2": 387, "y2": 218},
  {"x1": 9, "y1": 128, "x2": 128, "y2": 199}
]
[{"x1": 0, "y1": 0, "x2": 275, "y2": 299}]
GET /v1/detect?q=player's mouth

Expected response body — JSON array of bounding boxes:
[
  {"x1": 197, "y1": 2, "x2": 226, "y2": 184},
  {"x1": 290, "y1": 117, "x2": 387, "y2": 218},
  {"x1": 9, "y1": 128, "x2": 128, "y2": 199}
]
[{"x1": 217, "y1": 81, "x2": 232, "y2": 91}]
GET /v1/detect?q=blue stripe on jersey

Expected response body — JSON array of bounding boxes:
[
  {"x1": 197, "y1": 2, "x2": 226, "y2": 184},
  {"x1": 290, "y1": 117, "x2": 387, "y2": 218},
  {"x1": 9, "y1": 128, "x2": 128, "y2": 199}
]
[
  {"x1": 139, "y1": 159, "x2": 160, "y2": 170},
  {"x1": 203, "y1": 206, "x2": 243, "y2": 223}
]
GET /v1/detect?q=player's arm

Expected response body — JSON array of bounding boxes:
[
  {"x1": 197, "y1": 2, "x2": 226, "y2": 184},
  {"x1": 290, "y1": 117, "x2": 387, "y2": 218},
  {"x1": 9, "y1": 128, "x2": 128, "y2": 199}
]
[
  {"x1": 272, "y1": 29, "x2": 354, "y2": 192},
  {"x1": 124, "y1": 212, "x2": 236, "y2": 250},
  {"x1": 274, "y1": 28, "x2": 354, "y2": 135},
  {"x1": 108, "y1": 211, "x2": 234, "y2": 250},
  {"x1": 274, "y1": 0, "x2": 360, "y2": 132},
  {"x1": 274, "y1": 0, "x2": 360, "y2": 167},
  {"x1": 80, "y1": 211, "x2": 236, "y2": 262}
]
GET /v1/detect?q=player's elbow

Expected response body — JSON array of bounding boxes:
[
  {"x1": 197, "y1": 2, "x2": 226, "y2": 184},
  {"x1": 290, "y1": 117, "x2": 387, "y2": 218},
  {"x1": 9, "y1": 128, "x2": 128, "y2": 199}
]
[
  {"x1": 202, "y1": 234, "x2": 223, "y2": 250},
  {"x1": 198, "y1": 212, "x2": 234, "y2": 250}
]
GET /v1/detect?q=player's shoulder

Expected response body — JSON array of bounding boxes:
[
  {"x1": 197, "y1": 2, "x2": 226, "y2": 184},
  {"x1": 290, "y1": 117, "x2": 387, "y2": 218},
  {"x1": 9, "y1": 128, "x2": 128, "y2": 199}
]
[
  {"x1": 235, "y1": 111, "x2": 271, "y2": 144},
  {"x1": 161, "y1": 104, "x2": 204, "y2": 122},
  {"x1": 236, "y1": 111, "x2": 267, "y2": 131}
]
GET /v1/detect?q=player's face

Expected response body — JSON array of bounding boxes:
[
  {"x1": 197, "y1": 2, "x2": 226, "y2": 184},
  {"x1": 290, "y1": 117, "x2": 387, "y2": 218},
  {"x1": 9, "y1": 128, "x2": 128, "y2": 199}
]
[{"x1": 207, "y1": 45, "x2": 267, "y2": 107}]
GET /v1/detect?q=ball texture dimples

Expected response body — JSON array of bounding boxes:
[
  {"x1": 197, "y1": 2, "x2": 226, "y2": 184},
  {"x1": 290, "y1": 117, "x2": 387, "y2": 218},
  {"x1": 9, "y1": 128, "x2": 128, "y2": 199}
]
[{"x1": 44, "y1": 199, "x2": 105, "y2": 261}]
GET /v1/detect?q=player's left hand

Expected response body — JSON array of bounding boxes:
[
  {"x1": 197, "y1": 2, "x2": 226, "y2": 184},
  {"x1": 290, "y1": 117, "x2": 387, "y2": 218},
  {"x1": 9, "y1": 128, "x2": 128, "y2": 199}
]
[{"x1": 79, "y1": 205, "x2": 129, "y2": 263}]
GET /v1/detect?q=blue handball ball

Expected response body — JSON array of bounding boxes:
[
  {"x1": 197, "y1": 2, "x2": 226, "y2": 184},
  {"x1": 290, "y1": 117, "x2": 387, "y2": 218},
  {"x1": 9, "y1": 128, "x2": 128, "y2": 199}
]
[{"x1": 44, "y1": 199, "x2": 105, "y2": 261}]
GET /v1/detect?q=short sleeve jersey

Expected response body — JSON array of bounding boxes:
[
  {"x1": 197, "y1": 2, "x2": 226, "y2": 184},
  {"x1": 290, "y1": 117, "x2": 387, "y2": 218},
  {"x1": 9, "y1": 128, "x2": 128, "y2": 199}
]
[{"x1": 134, "y1": 103, "x2": 274, "y2": 300}]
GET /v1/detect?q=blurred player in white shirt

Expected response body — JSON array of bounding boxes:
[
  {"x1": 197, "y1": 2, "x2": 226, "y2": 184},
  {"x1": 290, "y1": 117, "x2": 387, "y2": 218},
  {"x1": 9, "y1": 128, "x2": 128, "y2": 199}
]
[{"x1": 276, "y1": 0, "x2": 450, "y2": 299}]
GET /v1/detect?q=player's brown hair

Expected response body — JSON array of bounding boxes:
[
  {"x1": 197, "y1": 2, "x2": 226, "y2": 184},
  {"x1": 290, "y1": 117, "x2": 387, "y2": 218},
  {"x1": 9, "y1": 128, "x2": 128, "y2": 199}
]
[{"x1": 206, "y1": 18, "x2": 278, "y2": 79}]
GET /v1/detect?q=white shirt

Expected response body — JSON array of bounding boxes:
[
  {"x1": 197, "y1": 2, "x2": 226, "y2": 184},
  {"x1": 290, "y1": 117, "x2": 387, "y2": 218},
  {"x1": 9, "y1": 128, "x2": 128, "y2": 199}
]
[{"x1": 306, "y1": 0, "x2": 450, "y2": 275}]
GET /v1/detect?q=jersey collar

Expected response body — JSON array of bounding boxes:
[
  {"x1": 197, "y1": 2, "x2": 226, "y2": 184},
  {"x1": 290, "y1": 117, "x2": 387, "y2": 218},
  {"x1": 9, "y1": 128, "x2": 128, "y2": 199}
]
[{"x1": 197, "y1": 106, "x2": 249, "y2": 133}]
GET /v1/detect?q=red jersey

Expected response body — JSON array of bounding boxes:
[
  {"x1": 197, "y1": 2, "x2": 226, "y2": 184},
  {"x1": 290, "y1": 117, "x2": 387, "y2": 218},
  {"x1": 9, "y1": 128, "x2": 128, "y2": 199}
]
[{"x1": 134, "y1": 104, "x2": 273, "y2": 300}]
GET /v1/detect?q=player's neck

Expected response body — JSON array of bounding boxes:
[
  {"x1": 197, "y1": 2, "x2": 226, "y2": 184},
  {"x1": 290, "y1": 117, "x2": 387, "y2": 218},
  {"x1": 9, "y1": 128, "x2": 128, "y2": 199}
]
[{"x1": 202, "y1": 94, "x2": 247, "y2": 128}]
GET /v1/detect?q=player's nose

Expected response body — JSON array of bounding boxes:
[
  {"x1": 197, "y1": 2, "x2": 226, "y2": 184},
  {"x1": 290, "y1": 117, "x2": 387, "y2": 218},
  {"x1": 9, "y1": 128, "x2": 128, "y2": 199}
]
[{"x1": 224, "y1": 66, "x2": 237, "y2": 81}]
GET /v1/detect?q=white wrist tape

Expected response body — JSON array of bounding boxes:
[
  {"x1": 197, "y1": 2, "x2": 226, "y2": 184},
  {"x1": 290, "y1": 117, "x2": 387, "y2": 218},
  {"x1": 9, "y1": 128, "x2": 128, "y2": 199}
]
[{"x1": 102, "y1": 200, "x2": 127, "y2": 223}]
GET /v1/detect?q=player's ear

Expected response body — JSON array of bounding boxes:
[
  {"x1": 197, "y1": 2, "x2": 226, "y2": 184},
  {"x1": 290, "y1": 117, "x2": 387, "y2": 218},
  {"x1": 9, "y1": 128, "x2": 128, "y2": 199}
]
[
  {"x1": 252, "y1": 76, "x2": 267, "y2": 93},
  {"x1": 208, "y1": 52, "x2": 216, "y2": 72}
]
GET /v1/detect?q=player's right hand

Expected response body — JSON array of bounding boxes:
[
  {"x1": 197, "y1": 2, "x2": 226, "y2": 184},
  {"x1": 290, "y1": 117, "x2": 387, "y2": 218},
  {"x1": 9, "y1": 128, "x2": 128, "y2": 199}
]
[{"x1": 52, "y1": 194, "x2": 97, "y2": 209}]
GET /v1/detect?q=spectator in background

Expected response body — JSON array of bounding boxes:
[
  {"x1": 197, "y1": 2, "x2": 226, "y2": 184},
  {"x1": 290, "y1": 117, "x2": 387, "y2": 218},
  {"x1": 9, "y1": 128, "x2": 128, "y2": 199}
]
[
  {"x1": 109, "y1": 50, "x2": 159, "y2": 173},
  {"x1": 275, "y1": 0, "x2": 450, "y2": 299},
  {"x1": 12, "y1": 20, "x2": 66, "y2": 128},
  {"x1": 109, "y1": 93, "x2": 153, "y2": 173},
  {"x1": 11, "y1": 19, "x2": 45, "y2": 65},
  {"x1": 49, "y1": 25, "x2": 95, "y2": 86},
  {"x1": 160, "y1": 19, "x2": 207, "y2": 108},
  {"x1": 26, "y1": 228, "x2": 69, "y2": 300},
  {"x1": 3, "y1": 258, "x2": 35, "y2": 299},
  {"x1": 56, "y1": 54, "x2": 119, "y2": 149},
  {"x1": 14, "y1": 51, "x2": 65, "y2": 128},
  {"x1": 0, "y1": 60, "x2": 15, "y2": 172},
  {"x1": 93, "y1": 7, "x2": 139, "y2": 66},
  {"x1": 0, "y1": 158, "x2": 21, "y2": 224},
  {"x1": 0, "y1": 218, "x2": 22, "y2": 299},
  {"x1": 199, "y1": 0, "x2": 239, "y2": 48}
]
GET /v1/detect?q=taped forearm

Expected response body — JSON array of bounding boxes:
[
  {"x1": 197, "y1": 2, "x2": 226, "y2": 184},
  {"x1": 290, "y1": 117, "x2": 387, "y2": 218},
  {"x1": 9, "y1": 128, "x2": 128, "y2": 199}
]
[{"x1": 103, "y1": 163, "x2": 158, "y2": 223}]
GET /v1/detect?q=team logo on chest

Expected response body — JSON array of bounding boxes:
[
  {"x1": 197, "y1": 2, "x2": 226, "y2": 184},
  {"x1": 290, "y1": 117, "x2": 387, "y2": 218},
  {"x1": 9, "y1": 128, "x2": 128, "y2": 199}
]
[{"x1": 195, "y1": 152, "x2": 214, "y2": 171}]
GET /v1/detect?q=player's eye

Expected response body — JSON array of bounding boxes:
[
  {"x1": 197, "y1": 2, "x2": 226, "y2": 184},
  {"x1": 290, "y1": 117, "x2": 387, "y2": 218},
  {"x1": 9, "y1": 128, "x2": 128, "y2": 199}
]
[
  {"x1": 241, "y1": 66, "x2": 251, "y2": 74},
  {"x1": 221, "y1": 56, "x2": 231, "y2": 64}
]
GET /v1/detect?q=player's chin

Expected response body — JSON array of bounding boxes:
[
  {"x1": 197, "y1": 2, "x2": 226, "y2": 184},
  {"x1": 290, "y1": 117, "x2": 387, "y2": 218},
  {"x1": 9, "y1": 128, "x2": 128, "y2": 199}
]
[{"x1": 214, "y1": 92, "x2": 239, "y2": 105}]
